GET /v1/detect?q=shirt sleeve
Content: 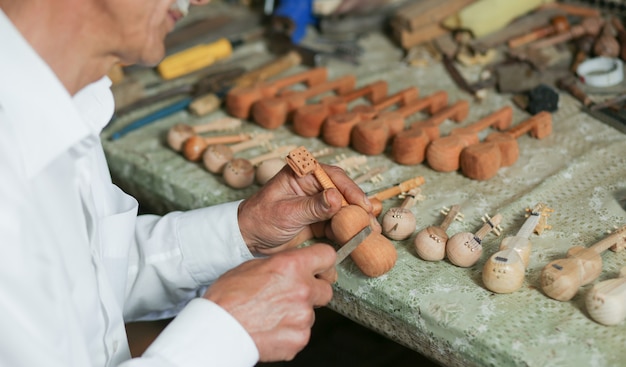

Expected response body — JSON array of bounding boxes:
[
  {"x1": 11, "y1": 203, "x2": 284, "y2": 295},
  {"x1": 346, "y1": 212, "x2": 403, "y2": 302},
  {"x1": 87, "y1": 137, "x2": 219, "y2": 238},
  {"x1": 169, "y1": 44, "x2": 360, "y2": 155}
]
[
  {"x1": 123, "y1": 200, "x2": 255, "y2": 321},
  {"x1": 122, "y1": 298, "x2": 259, "y2": 367}
]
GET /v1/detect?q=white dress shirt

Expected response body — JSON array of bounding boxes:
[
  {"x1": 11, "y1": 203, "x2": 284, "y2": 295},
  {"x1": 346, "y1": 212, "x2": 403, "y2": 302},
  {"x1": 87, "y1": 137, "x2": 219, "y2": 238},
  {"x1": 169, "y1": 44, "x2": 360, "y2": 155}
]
[{"x1": 0, "y1": 9, "x2": 258, "y2": 366}]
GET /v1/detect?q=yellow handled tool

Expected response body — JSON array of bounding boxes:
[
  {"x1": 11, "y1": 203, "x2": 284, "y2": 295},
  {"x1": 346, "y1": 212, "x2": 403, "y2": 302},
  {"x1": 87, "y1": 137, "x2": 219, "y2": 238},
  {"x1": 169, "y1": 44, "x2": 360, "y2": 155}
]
[{"x1": 157, "y1": 37, "x2": 234, "y2": 80}]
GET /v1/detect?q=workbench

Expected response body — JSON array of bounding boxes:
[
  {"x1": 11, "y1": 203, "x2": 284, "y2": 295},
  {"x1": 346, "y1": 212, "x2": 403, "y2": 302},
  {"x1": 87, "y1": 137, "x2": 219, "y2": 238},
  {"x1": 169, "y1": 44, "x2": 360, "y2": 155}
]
[{"x1": 103, "y1": 5, "x2": 626, "y2": 366}]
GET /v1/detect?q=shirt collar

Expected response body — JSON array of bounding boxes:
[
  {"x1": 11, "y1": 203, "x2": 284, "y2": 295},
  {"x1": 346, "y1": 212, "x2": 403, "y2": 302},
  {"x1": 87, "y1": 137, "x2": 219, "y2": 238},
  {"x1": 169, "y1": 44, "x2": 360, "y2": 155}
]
[{"x1": 0, "y1": 9, "x2": 114, "y2": 178}]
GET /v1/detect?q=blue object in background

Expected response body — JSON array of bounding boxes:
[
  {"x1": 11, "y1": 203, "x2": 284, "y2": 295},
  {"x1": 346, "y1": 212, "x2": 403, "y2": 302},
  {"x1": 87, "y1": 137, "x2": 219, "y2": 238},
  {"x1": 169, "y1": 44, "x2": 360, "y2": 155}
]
[{"x1": 273, "y1": 0, "x2": 317, "y2": 44}]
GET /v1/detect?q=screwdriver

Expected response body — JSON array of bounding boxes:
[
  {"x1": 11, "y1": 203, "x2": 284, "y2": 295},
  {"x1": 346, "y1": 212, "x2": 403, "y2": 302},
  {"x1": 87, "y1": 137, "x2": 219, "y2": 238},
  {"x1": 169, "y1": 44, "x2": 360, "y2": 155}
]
[{"x1": 157, "y1": 37, "x2": 239, "y2": 80}]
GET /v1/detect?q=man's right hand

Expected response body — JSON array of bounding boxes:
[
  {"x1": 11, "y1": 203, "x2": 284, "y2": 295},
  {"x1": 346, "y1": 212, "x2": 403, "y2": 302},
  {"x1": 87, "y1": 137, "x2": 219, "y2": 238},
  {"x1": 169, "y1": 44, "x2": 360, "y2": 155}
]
[{"x1": 203, "y1": 243, "x2": 337, "y2": 362}]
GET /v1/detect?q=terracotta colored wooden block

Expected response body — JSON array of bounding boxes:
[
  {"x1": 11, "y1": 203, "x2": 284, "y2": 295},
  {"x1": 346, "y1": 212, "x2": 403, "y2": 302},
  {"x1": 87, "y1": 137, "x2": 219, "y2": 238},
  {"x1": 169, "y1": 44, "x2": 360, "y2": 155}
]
[{"x1": 292, "y1": 80, "x2": 388, "y2": 137}]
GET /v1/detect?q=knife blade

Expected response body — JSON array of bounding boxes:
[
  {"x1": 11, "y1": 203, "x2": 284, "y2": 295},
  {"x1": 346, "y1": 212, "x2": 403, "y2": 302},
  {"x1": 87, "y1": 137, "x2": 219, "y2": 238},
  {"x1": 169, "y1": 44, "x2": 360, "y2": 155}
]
[{"x1": 335, "y1": 225, "x2": 372, "y2": 266}]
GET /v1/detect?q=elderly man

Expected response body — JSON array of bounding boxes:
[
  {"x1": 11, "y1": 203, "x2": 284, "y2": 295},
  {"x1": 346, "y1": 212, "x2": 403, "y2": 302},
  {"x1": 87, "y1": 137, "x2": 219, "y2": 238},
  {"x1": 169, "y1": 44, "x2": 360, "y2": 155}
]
[{"x1": 0, "y1": 0, "x2": 377, "y2": 365}]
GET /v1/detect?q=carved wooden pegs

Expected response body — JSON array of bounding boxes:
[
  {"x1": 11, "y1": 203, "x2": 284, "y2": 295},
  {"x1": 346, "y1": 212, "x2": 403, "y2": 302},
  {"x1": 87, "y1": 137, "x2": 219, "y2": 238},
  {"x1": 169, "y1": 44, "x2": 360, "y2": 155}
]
[
  {"x1": 182, "y1": 133, "x2": 251, "y2": 162},
  {"x1": 202, "y1": 132, "x2": 274, "y2": 174},
  {"x1": 541, "y1": 224, "x2": 626, "y2": 302},
  {"x1": 425, "y1": 106, "x2": 513, "y2": 173},
  {"x1": 392, "y1": 100, "x2": 470, "y2": 166},
  {"x1": 285, "y1": 146, "x2": 397, "y2": 278},
  {"x1": 414, "y1": 205, "x2": 463, "y2": 261},
  {"x1": 351, "y1": 90, "x2": 449, "y2": 156},
  {"x1": 222, "y1": 144, "x2": 296, "y2": 189},
  {"x1": 367, "y1": 176, "x2": 426, "y2": 217},
  {"x1": 586, "y1": 266, "x2": 626, "y2": 326},
  {"x1": 446, "y1": 213, "x2": 503, "y2": 268},
  {"x1": 482, "y1": 203, "x2": 553, "y2": 294},
  {"x1": 322, "y1": 87, "x2": 419, "y2": 148},
  {"x1": 460, "y1": 111, "x2": 552, "y2": 181},
  {"x1": 166, "y1": 117, "x2": 242, "y2": 152},
  {"x1": 225, "y1": 67, "x2": 327, "y2": 119},
  {"x1": 252, "y1": 75, "x2": 356, "y2": 129},
  {"x1": 381, "y1": 188, "x2": 423, "y2": 241},
  {"x1": 292, "y1": 80, "x2": 388, "y2": 137}
]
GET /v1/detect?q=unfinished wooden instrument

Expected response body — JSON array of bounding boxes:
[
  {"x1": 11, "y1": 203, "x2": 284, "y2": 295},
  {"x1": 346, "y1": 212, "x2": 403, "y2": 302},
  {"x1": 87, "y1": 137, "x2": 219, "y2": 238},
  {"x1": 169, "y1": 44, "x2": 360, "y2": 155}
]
[
  {"x1": 351, "y1": 91, "x2": 448, "y2": 156},
  {"x1": 381, "y1": 188, "x2": 423, "y2": 241},
  {"x1": 292, "y1": 80, "x2": 388, "y2": 137},
  {"x1": 222, "y1": 145, "x2": 296, "y2": 189},
  {"x1": 426, "y1": 106, "x2": 512, "y2": 172},
  {"x1": 446, "y1": 213, "x2": 503, "y2": 268},
  {"x1": 182, "y1": 133, "x2": 250, "y2": 162},
  {"x1": 225, "y1": 67, "x2": 327, "y2": 119},
  {"x1": 252, "y1": 75, "x2": 356, "y2": 129},
  {"x1": 166, "y1": 117, "x2": 242, "y2": 152},
  {"x1": 321, "y1": 87, "x2": 419, "y2": 148},
  {"x1": 586, "y1": 266, "x2": 626, "y2": 326},
  {"x1": 392, "y1": 100, "x2": 470, "y2": 165},
  {"x1": 459, "y1": 111, "x2": 552, "y2": 181},
  {"x1": 285, "y1": 146, "x2": 397, "y2": 277},
  {"x1": 367, "y1": 176, "x2": 426, "y2": 217},
  {"x1": 482, "y1": 203, "x2": 552, "y2": 294},
  {"x1": 541, "y1": 224, "x2": 626, "y2": 301},
  {"x1": 414, "y1": 205, "x2": 463, "y2": 261},
  {"x1": 202, "y1": 132, "x2": 274, "y2": 174}
]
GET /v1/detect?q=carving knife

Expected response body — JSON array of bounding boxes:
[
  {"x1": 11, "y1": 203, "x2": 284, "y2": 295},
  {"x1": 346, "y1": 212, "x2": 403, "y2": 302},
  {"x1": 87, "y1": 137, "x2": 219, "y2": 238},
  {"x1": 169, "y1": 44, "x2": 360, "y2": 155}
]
[{"x1": 335, "y1": 225, "x2": 372, "y2": 266}]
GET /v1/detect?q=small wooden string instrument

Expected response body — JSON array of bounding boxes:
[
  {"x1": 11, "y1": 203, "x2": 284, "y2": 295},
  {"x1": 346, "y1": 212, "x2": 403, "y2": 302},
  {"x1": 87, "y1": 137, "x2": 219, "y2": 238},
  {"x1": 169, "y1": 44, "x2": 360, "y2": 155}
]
[
  {"x1": 166, "y1": 117, "x2": 242, "y2": 152},
  {"x1": 202, "y1": 132, "x2": 274, "y2": 174},
  {"x1": 292, "y1": 80, "x2": 388, "y2": 137},
  {"x1": 225, "y1": 67, "x2": 328, "y2": 119},
  {"x1": 426, "y1": 106, "x2": 513, "y2": 173},
  {"x1": 446, "y1": 213, "x2": 503, "y2": 268},
  {"x1": 392, "y1": 100, "x2": 470, "y2": 166},
  {"x1": 367, "y1": 176, "x2": 426, "y2": 217},
  {"x1": 285, "y1": 146, "x2": 397, "y2": 277},
  {"x1": 351, "y1": 90, "x2": 449, "y2": 156},
  {"x1": 381, "y1": 188, "x2": 424, "y2": 241},
  {"x1": 222, "y1": 145, "x2": 296, "y2": 189},
  {"x1": 321, "y1": 87, "x2": 419, "y2": 148},
  {"x1": 460, "y1": 111, "x2": 552, "y2": 181},
  {"x1": 255, "y1": 147, "x2": 335, "y2": 186},
  {"x1": 414, "y1": 205, "x2": 464, "y2": 261},
  {"x1": 586, "y1": 266, "x2": 626, "y2": 326},
  {"x1": 182, "y1": 133, "x2": 251, "y2": 162},
  {"x1": 252, "y1": 75, "x2": 356, "y2": 129},
  {"x1": 541, "y1": 224, "x2": 626, "y2": 301},
  {"x1": 482, "y1": 203, "x2": 553, "y2": 294}
]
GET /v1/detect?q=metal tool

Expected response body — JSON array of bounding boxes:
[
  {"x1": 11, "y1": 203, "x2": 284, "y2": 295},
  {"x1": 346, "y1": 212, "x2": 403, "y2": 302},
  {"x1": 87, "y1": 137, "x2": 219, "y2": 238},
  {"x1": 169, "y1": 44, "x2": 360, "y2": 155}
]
[{"x1": 335, "y1": 225, "x2": 372, "y2": 265}]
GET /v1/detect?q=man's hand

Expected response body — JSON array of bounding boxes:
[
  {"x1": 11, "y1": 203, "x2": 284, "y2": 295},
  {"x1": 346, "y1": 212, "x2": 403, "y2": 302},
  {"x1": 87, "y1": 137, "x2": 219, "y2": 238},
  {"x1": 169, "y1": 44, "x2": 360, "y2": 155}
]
[
  {"x1": 203, "y1": 244, "x2": 337, "y2": 362},
  {"x1": 238, "y1": 163, "x2": 378, "y2": 255}
]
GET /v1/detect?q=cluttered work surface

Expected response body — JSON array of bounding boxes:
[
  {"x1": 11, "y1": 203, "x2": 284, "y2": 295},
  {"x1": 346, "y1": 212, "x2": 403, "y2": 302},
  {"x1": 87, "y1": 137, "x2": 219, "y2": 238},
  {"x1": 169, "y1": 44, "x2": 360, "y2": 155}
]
[{"x1": 103, "y1": 1, "x2": 626, "y2": 366}]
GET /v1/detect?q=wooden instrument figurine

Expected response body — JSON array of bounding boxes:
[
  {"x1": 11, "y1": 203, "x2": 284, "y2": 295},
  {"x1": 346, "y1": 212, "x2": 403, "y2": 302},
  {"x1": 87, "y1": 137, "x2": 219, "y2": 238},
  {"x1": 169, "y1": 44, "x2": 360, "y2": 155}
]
[
  {"x1": 255, "y1": 147, "x2": 334, "y2": 186},
  {"x1": 222, "y1": 145, "x2": 296, "y2": 189},
  {"x1": 252, "y1": 75, "x2": 356, "y2": 129},
  {"x1": 482, "y1": 203, "x2": 553, "y2": 294},
  {"x1": 321, "y1": 87, "x2": 419, "y2": 148},
  {"x1": 292, "y1": 80, "x2": 388, "y2": 137},
  {"x1": 202, "y1": 132, "x2": 274, "y2": 174},
  {"x1": 225, "y1": 67, "x2": 327, "y2": 119},
  {"x1": 541, "y1": 224, "x2": 626, "y2": 301},
  {"x1": 446, "y1": 213, "x2": 503, "y2": 268},
  {"x1": 351, "y1": 91, "x2": 448, "y2": 156},
  {"x1": 460, "y1": 111, "x2": 552, "y2": 181},
  {"x1": 367, "y1": 176, "x2": 426, "y2": 217},
  {"x1": 586, "y1": 266, "x2": 626, "y2": 326},
  {"x1": 182, "y1": 133, "x2": 251, "y2": 162},
  {"x1": 426, "y1": 106, "x2": 513, "y2": 172},
  {"x1": 414, "y1": 205, "x2": 463, "y2": 261},
  {"x1": 381, "y1": 188, "x2": 423, "y2": 241},
  {"x1": 166, "y1": 117, "x2": 242, "y2": 152},
  {"x1": 285, "y1": 146, "x2": 397, "y2": 277},
  {"x1": 392, "y1": 100, "x2": 470, "y2": 166}
]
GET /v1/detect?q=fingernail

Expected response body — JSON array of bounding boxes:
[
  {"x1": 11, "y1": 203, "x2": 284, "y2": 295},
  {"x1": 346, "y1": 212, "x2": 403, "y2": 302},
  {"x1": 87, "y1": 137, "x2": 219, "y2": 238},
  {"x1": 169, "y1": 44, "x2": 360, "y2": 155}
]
[{"x1": 322, "y1": 190, "x2": 332, "y2": 209}]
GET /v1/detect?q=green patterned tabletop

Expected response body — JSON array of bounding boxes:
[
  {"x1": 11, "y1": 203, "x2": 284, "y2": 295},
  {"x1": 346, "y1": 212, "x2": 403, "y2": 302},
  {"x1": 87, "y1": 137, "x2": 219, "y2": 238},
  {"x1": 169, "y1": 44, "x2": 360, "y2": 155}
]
[{"x1": 102, "y1": 27, "x2": 626, "y2": 367}]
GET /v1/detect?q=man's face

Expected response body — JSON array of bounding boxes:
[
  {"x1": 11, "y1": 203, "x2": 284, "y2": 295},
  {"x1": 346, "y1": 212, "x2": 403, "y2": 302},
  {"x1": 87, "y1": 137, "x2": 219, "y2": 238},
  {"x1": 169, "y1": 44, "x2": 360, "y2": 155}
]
[{"x1": 99, "y1": 0, "x2": 206, "y2": 66}]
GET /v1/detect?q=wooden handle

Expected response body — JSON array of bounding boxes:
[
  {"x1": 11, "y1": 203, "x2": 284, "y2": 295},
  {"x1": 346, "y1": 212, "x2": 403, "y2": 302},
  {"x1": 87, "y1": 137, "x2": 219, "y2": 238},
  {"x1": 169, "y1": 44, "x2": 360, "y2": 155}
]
[
  {"x1": 507, "y1": 15, "x2": 570, "y2": 48},
  {"x1": 395, "y1": 90, "x2": 448, "y2": 118},
  {"x1": 370, "y1": 87, "x2": 419, "y2": 112},
  {"x1": 529, "y1": 17, "x2": 604, "y2": 50},
  {"x1": 451, "y1": 106, "x2": 513, "y2": 136},
  {"x1": 232, "y1": 50, "x2": 302, "y2": 87},
  {"x1": 499, "y1": 111, "x2": 552, "y2": 140}
]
